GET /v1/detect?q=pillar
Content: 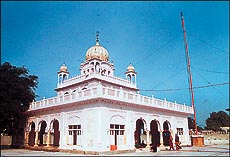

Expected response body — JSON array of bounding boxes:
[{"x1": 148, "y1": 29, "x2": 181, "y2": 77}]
[
  {"x1": 124, "y1": 130, "x2": 127, "y2": 145},
  {"x1": 25, "y1": 131, "x2": 29, "y2": 146},
  {"x1": 66, "y1": 131, "x2": 69, "y2": 146},
  {"x1": 146, "y1": 130, "x2": 150, "y2": 148},
  {"x1": 46, "y1": 130, "x2": 51, "y2": 147},
  {"x1": 70, "y1": 90, "x2": 73, "y2": 100},
  {"x1": 134, "y1": 75, "x2": 137, "y2": 84},
  {"x1": 160, "y1": 130, "x2": 164, "y2": 147},
  {"x1": 34, "y1": 131, "x2": 39, "y2": 147},
  {"x1": 98, "y1": 82, "x2": 103, "y2": 95}
]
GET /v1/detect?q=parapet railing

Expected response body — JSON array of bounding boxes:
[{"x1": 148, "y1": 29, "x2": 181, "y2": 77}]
[
  {"x1": 29, "y1": 84, "x2": 193, "y2": 114},
  {"x1": 57, "y1": 73, "x2": 136, "y2": 89}
]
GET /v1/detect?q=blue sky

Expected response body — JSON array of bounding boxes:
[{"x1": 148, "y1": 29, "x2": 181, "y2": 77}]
[{"x1": 1, "y1": 1, "x2": 229, "y2": 127}]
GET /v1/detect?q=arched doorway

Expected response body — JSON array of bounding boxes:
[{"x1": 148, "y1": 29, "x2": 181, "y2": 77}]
[
  {"x1": 39, "y1": 121, "x2": 47, "y2": 146},
  {"x1": 28, "y1": 122, "x2": 35, "y2": 146},
  {"x1": 109, "y1": 115, "x2": 125, "y2": 151},
  {"x1": 162, "y1": 121, "x2": 171, "y2": 146},
  {"x1": 150, "y1": 120, "x2": 160, "y2": 147},
  {"x1": 52, "y1": 119, "x2": 60, "y2": 146},
  {"x1": 134, "y1": 118, "x2": 147, "y2": 148},
  {"x1": 67, "y1": 116, "x2": 82, "y2": 146}
]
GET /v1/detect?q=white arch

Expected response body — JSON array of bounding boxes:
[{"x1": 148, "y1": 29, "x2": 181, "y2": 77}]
[
  {"x1": 163, "y1": 120, "x2": 171, "y2": 130},
  {"x1": 135, "y1": 117, "x2": 147, "y2": 130},
  {"x1": 49, "y1": 118, "x2": 61, "y2": 130},
  {"x1": 150, "y1": 119, "x2": 161, "y2": 132},
  {"x1": 110, "y1": 115, "x2": 125, "y2": 125},
  {"x1": 37, "y1": 120, "x2": 47, "y2": 131},
  {"x1": 68, "y1": 115, "x2": 81, "y2": 125},
  {"x1": 27, "y1": 121, "x2": 35, "y2": 132}
]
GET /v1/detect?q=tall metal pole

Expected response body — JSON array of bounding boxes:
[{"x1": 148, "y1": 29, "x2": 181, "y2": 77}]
[{"x1": 180, "y1": 12, "x2": 198, "y2": 135}]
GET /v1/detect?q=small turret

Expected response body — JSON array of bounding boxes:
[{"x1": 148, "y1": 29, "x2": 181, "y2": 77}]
[
  {"x1": 125, "y1": 63, "x2": 137, "y2": 84},
  {"x1": 58, "y1": 63, "x2": 69, "y2": 84}
]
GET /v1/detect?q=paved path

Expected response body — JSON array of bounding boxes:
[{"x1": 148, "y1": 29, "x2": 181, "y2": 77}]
[{"x1": 1, "y1": 144, "x2": 229, "y2": 156}]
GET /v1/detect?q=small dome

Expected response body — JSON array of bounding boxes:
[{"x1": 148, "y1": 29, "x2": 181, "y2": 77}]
[
  {"x1": 127, "y1": 63, "x2": 135, "y2": 72},
  {"x1": 60, "y1": 64, "x2": 68, "y2": 72}
]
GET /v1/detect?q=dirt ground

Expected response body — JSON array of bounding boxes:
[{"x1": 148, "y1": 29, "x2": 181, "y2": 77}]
[
  {"x1": 203, "y1": 133, "x2": 229, "y2": 145},
  {"x1": 203, "y1": 133, "x2": 229, "y2": 140}
]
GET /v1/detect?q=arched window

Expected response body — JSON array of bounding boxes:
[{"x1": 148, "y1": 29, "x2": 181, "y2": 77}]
[
  {"x1": 28, "y1": 122, "x2": 35, "y2": 146},
  {"x1": 127, "y1": 74, "x2": 131, "y2": 82},
  {"x1": 101, "y1": 69, "x2": 106, "y2": 76},
  {"x1": 90, "y1": 62, "x2": 94, "y2": 66},
  {"x1": 91, "y1": 68, "x2": 94, "y2": 73},
  {"x1": 95, "y1": 62, "x2": 100, "y2": 73},
  {"x1": 132, "y1": 74, "x2": 136, "y2": 83},
  {"x1": 59, "y1": 75, "x2": 62, "y2": 83},
  {"x1": 63, "y1": 74, "x2": 67, "y2": 81}
]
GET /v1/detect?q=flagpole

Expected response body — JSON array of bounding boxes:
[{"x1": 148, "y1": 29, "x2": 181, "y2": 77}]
[{"x1": 180, "y1": 12, "x2": 198, "y2": 135}]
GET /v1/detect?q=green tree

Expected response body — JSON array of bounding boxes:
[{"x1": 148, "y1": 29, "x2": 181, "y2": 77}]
[
  {"x1": 188, "y1": 117, "x2": 203, "y2": 132},
  {"x1": 0, "y1": 62, "x2": 38, "y2": 135},
  {"x1": 205, "y1": 111, "x2": 230, "y2": 131}
]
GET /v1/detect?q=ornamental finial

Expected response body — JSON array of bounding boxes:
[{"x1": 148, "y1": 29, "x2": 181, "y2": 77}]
[{"x1": 96, "y1": 31, "x2": 100, "y2": 45}]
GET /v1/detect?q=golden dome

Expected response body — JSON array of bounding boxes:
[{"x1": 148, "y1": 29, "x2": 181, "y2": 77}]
[
  {"x1": 85, "y1": 32, "x2": 109, "y2": 62},
  {"x1": 127, "y1": 63, "x2": 135, "y2": 72},
  {"x1": 86, "y1": 44, "x2": 109, "y2": 61},
  {"x1": 59, "y1": 63, "x2": 68, "y2": 73}
]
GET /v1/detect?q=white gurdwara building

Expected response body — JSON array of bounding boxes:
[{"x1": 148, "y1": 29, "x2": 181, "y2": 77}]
[{"x1": 24, "y1": 34, "x2": 193, "y2": 153}]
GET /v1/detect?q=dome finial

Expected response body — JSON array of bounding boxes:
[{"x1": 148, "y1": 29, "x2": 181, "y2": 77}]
[
  {"x1": 127, "y1": 63, "x2": 135, "y2": 73},
  {"x1": 86, "y1": 32, "x2": 109, "y2": 61},
  {"x1": 59, "y1": 63, "x2": 68, "y2": 73},
  {"x1": 96, "y1": 31, "x2": 100, "y2": 45}
]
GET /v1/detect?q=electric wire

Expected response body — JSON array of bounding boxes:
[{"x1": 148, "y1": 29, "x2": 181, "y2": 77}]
[
  {"x1": 192, "y1": 66, "x2": 229, "y2": 74},
  {"x1": 188, "y1": 33, "x2": 229, "y2": 55},
  {"x1": 116, "y1": 33, "x2": 180, "y2": 78},
  {"x1": 151, "y1": 67, "x2": 187, "y2": 89},
  {"x1": 193, "y1": 70, "x2": 229, "y2": 101},
  {"x1": 113, "y1": 29, "x2": 228, "y2": 99},
  {"x1": 140, "y1": 82, "x2": 229, "y2": 92},
  {"x1": 134, "y1": 34, "x2": 180, "y2": 66}
]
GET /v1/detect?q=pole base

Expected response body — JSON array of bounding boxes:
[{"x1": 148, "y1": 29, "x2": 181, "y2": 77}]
[{"x1": 191, "y1": 135, "x2": 204, "y2": 146}]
